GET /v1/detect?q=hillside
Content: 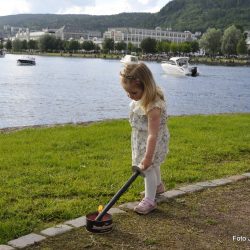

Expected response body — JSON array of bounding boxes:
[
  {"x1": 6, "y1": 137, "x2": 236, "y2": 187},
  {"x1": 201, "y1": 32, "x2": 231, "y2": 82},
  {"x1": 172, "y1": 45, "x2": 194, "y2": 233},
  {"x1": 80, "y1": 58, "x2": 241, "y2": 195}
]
[
  {"x1": 0, "y1": 0, "x2": 249, "y2": 33},
  {"x1": 156, "y1": 0, "x2": 250, "y2": 32},
  {"x1": 0, "y1": 13, "x2": 155, "y2": 33}
]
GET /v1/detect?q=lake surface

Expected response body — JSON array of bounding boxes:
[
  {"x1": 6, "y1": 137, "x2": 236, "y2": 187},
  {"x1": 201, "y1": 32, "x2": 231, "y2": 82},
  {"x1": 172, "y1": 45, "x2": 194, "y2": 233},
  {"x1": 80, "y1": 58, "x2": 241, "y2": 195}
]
[{"x1": 0, "y1": 54, "x2": 249, "y2": 129}]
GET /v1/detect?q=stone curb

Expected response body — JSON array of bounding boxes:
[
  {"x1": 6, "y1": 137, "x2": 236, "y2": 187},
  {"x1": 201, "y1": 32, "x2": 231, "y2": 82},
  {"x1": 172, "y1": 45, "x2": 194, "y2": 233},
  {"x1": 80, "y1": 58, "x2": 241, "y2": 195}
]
[
  {"x1": 119, "y1": 173, "x2": 250, "y2": 210},
  {"x1": 40, "y1": 224, "x2": 73, "y2": 237},
  {"x1": 2, "y1": 172, "x2": 249, "y2": 250},
  {"x1": 7, "y1": 234, "x2": 46, "y2": 249}
]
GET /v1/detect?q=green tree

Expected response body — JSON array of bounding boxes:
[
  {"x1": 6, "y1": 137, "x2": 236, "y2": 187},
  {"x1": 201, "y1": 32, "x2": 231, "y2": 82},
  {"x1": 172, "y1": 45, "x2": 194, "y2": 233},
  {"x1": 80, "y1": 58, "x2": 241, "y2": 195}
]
[
  {"x1": 170, "y1": 42, "x2": 178, "y2": 54},
  {"x1": 39, "y1": 34, "x2": 57, "y2": 52},
  {"x1": 179, "y1": 42, "x2": 191, "y2": 54},
  {"x1": 140, "y1": 37, "x2": 157, "y2": 53},
  {"x1": 199, "y1": 28, "x2": 222, "y2": 56},
  {"x1": 162, "y1": 41, "x2": 171, "y2": 53},
  {"x1": 189, "y1": 40, "x2": 199, "y2": 53},
  {"x1": 102, "y1": 38, "x2": 114, "y2": 53},
  {"x1": 156, "y1": 41, "x2": 165, "y2": 53},
  {"x1": 114, "y1": 41, "x2": 127, "y2": 51},
  {"x1": 82, "y1": 41, "x2": 95, "y2": 51},
  {"x1": 68, "y1": 40, "x2": 80, "y2": 52},
  {"x1": 221, "y1": 25, "x2": 242, "y2": 55},
  {"x1": 63, "y1": 40, "x2": 70, "y2": 51},
  {"x1": 54, "y1": 38, "x2": 64, "y2": 51},
  {"x1": 127, "y1": 42, "x2": 134, "y2": 53},
  {"x1": 12, "y1": 39, "x2": 22, "y2": 52},
  {"x1": 236, "y1": 36, "x2": 247, "y2": 55},
  {"x1": 94, "y1": 44, "x2": 100, "y2": 52},
  {"x1": 21, "y1": 40, "x2": 28, "y2": 51},
  {"x1": 5, "y1": 40, "x2": 12, "y2": 50},
  {"x1": 27, "y1": 39, "x2": 38, "y2": 50}
]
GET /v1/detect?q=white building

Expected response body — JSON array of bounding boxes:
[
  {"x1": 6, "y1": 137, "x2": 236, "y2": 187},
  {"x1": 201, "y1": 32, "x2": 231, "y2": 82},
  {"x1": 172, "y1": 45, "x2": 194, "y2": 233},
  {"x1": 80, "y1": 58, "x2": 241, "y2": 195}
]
[
  {"x1": 103, "y1": 27, "x2": 197, "y2": 47},
  {"x1": 14, "y1": 26, "x2": 65, "y2": 41},
  {"x1": 246, "y1": 31, "x2": 250, "y2": 50}
]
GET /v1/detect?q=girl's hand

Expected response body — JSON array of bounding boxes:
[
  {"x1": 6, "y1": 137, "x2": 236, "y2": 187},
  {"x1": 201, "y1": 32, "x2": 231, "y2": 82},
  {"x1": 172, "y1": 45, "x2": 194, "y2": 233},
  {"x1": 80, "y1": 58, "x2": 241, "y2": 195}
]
[{"x1": 140, "y1": 157, "x2": 152, "y2": 170}]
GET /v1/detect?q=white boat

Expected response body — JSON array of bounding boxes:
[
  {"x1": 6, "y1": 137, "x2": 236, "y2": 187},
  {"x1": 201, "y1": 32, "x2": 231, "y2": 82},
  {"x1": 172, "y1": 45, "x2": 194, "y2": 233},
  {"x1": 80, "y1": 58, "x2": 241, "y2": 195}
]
[
  {"x1": 17, "y1": 56, "x2": 36, "y2": 66},
  {"x1": 0, "y1": 49, "x2": 5, "y2": 58},
  {"x1": 161, "y1": 57, "x2": 198, "y2": 76},
  {"x1": 120, "y1": 54, "x2": 138, "y2": 65}
]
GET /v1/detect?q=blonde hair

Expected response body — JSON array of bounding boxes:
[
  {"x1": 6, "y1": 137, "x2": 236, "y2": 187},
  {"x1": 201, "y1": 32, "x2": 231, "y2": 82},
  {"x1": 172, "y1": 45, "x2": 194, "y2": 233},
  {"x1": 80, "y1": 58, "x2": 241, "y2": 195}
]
[{"x1": 120, "y1": 62, "x2": 164, "y2": 112}]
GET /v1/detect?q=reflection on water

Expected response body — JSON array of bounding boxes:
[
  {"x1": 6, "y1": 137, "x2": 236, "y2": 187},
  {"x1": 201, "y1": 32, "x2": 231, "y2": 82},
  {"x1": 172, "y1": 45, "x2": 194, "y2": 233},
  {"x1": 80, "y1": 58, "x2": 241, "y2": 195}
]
[{"x1": 0, "y1": 54, "x2": 250, "y2": 128}]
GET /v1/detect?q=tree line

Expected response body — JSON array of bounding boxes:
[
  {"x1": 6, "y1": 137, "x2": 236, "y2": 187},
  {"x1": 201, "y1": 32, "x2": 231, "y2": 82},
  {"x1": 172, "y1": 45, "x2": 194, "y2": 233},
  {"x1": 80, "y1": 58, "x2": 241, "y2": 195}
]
[
  {"x1": 199, "y1": 25, "x2": 248, "y2": 56},
  {"x1": 1, "y1": 24, "x2": 248, "y2": 56},
  {"x1": 1, "y1": 34, "x2": 200, "y2": 55}
]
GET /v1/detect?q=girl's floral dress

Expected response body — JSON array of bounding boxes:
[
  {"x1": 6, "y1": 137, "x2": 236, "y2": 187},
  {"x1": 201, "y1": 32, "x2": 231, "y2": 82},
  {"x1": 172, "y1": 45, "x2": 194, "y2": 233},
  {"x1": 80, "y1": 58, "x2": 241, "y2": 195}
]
[{"x1": 129, "y1": 97, "x2": 170, "y2": 167}]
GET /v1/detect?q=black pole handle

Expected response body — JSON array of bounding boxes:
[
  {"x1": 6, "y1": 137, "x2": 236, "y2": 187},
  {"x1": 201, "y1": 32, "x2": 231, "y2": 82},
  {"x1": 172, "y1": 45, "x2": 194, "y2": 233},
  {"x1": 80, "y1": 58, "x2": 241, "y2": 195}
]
[{"x1": 95, "y1": 166, "x2": 143, "y2": 221}]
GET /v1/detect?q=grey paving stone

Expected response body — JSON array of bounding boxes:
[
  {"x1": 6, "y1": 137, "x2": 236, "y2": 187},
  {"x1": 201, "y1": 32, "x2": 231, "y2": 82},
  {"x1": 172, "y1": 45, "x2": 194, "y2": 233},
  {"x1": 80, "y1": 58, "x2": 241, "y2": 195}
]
[
  {"x1": 242, "y1": 172, "x2": 250, "y2": 178},
  {"x1": 64, "y1": 216, "x2": 86, "y2": 228},
  {"x1": 155, "y1": 194, "x2": 167, "y2": 203},
  {"x1": 178, "y1": 184, "x2": 204, "y2": 193},
  {"x1": 8, "y1": 233, "x2": 46, "y2": 249},
  {"x1": 40, "y1": 224, "x2": 73, "y2": 237},
  {"x1": 0, "y1": 245, "x2": 15, "y2": 250},
  {"x1": 195, "y1": 181, "x2": 219, "y2": 188},
  {"x1": 210, "y1": 178, "x2": 233, "y2": 186},
  {"x1": 108, "y1": 207, "x2": 126, "y2": 214},
  {"x1": 119, "y1": 201, "x2": 139, "y2": 210},
  {"x1": 155, "y1": 190, "x2": 186, "y2": 203},
  {"x1": 227, "y1": 175, "x2": 248, "y2": 182},
  {"x1": 161, "y1": 189, "x2": 186, "y2": 199}
]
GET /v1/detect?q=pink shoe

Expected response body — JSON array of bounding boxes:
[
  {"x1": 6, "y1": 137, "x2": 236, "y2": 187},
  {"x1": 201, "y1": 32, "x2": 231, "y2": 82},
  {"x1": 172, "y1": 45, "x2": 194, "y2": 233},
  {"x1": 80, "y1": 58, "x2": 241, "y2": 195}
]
[
  {"x1": 156, "y1": 182, "x2": 165, "y2": 194},
  {"x1": 140, "y1": 182, "x2": 166, "y2": 197},
  {"x1": 134, "y1": 198, "x2": 157, "y2": 215}
]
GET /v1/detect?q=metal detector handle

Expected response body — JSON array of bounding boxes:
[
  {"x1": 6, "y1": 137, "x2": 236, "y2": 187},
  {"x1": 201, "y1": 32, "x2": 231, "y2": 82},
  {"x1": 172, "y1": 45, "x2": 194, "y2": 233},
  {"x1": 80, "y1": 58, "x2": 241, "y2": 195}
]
[
  {"x1": 132, "y1": 165, "x2": 145, "y2": 177},
  {"x1": 95, "y1": 166, "x2": 143, "y2": 221}
]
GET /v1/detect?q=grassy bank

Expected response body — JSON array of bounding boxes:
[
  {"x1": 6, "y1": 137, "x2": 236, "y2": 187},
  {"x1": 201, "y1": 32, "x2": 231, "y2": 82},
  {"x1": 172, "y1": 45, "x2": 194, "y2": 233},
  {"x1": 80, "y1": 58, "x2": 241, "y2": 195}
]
[
  {"x1": 190, "y1": 56, "x2": 250, "y2": 66},
  {"x1": 0, "y1": 114, "x2": 250, "y2": 243}
]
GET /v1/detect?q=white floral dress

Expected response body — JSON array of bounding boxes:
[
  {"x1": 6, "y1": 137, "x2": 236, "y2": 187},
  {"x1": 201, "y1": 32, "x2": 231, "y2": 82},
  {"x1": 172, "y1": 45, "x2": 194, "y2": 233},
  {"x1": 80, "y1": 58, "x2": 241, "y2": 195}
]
[{"x1": 129, "y1": 97, "x2": 170, "y2": 167}]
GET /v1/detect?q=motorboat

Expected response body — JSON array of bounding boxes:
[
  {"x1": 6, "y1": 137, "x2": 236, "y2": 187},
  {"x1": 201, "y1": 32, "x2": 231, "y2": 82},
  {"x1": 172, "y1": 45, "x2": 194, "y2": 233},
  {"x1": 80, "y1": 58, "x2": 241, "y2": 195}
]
[
  {"x1": 120, "y1": 54, "x2": 138, "y2": 65},
  {"x1": 161, "y1": 57, "x2": 198, "y2": 76},
  {"x1": 17, "y1": 56, "x2": 36, "y2": 66},
  {"x1": 0, "y1": 49, "x2": 5, "y2": 58}
]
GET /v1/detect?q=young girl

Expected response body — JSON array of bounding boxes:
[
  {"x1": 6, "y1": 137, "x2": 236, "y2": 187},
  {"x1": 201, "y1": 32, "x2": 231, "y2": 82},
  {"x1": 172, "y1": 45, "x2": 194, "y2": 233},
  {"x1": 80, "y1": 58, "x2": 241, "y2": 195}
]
[{"x1": 120, "y1": 62, "x2": 169, "y2": 215}]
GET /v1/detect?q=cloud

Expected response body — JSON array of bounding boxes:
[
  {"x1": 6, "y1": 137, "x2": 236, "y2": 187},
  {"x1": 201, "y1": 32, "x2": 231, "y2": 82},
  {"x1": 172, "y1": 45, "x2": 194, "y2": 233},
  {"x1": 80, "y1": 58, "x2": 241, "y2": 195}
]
[
  {"x1": 57, "y1": 0, "x2": 169, "y2": 15},
  {"x1": 0, "y1": 0, "x2": 170, "y2": 16},
  {"x1": 59, "y1": 0, "x2": 132, "y2": 15},
  {"x1": 29, "y1": 0, "x2": 94, "y2": 14},
  {"x1": 0, "y1": 0, "x2": 30, "y2": 16}
]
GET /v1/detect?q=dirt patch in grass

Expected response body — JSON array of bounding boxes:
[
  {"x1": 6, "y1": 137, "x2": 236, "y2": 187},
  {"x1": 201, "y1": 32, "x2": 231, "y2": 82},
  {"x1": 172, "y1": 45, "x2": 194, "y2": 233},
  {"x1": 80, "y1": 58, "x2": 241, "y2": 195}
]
[{"x1": 25, "y1": 180, "x2": 250, "y2": 250}]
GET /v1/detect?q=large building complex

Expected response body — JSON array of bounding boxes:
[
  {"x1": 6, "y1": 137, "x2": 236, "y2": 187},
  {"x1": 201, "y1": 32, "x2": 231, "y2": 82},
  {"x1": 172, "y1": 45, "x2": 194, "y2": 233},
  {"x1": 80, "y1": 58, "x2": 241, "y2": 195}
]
[
  {"x1": 5, "y1": 25, "x2": 102, "y2": 42},
  {"x1": 103, "y1": 27, "x2": 198, "y2": 47},
  {"x1": 15, "y1": 27, "x2": 65, "y2": 41}
]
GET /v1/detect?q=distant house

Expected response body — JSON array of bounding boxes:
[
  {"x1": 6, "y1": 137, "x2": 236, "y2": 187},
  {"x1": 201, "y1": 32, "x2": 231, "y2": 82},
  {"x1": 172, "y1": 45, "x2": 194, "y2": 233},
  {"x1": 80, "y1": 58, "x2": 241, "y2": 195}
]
[
  {"x1": 103, "y1": 27, "x2": 198, "y2": 48},
  {"x1": 63, "y1": 28, "x2": 102, "y2": 41},
  {"x1": 246, "y1": 31, "x2": 250, "y2": 50}
]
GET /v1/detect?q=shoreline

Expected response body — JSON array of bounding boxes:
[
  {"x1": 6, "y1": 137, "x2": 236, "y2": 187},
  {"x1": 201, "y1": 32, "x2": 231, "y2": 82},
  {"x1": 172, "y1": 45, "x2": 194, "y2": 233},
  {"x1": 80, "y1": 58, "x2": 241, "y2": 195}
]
[
  {"x1": 7, "y1": 52, "x2": 250, "y2": 66},
  {"x1": 1, "y1": 113, "x2": 249, "y2": 133}
]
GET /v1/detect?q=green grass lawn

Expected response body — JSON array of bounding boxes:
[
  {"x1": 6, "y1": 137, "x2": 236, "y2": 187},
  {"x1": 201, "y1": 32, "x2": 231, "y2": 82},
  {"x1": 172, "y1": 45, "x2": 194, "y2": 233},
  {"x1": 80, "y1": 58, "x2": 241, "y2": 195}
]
[{"x1": 0, "y1": 114, "x2": 250, "y2": 244}]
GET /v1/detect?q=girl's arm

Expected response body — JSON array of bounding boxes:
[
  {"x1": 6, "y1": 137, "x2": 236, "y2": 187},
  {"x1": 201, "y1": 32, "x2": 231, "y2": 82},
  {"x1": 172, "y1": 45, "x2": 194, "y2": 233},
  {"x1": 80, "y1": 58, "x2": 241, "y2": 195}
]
[{"x1": 140, "y1": 107, "x2": 161, "y2": 170}]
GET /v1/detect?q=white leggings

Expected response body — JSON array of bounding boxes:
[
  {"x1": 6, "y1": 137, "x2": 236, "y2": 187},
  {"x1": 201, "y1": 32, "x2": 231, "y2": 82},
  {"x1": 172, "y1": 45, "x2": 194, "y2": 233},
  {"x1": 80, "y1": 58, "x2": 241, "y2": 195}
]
[{"x1": 143, "y1": 164, "x2": 162, "y2": 202}]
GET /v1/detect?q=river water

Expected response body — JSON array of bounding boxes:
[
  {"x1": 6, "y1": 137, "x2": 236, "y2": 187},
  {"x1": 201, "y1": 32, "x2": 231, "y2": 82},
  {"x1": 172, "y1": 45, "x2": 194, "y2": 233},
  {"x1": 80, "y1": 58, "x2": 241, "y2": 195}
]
[{"x1": 0, "y1": 54, "x2": 249, "y2": 129}]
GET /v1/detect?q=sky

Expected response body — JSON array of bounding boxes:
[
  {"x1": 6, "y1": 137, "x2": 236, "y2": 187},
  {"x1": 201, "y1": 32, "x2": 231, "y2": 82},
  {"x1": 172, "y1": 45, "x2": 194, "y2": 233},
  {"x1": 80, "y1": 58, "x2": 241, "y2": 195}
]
[{"x1": 0, "y1": 0, "x2": 171, "y2": 16}]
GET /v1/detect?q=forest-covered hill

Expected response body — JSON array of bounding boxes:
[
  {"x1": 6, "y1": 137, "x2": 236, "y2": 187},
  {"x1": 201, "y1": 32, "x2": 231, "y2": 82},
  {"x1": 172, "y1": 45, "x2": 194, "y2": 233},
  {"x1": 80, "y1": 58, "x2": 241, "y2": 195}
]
[
  {"x1": 156, "y1": 0, "x2": 250, "y2": 32},
  {"x1": 0, "y1": 0, "x2": 249, "y2": 33}
]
